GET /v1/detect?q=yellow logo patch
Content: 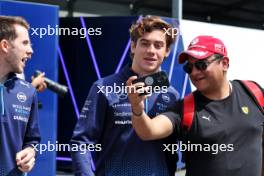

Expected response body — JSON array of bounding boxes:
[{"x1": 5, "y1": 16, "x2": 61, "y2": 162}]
[{"x1": 241, "y1": 106, "x2": 249, "y2": 115}]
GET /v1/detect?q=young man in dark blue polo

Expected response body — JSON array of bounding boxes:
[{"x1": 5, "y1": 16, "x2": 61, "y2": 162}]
[{"x1": 71, "y1": 16, "x2": 180, "y2": 176}]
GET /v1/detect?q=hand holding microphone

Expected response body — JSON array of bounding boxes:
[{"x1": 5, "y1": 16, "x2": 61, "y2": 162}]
[
  {"x1": 31, "y1": 72, "x2": 47, "y2": 92},
  {"x1": 34, "y1": 70, "x2": 68, "y2": 97}
]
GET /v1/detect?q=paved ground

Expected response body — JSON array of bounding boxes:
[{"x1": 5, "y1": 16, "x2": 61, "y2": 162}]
[
  {"x1": 56, "y1": 170, "x2": 186, "y2": 176},
  {"x1": 176, "y1": 170, "x2": 186, "y2": 176}
]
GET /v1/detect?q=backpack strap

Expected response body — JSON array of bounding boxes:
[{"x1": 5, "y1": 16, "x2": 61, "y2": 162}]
[
  {"x1": 238, "y1": 80, "x2": 264, "y2": 113},
  {"x1": 182, "y1": 93, "x2": 195, "y2": 131},
  {"x1": 182, "y1": 80, "x2": 264, "y2": 131}
]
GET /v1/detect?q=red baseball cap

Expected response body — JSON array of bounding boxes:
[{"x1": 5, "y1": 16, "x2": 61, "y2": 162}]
[{"x1": 178, "y1": 35, "x2": 228, "y2": 64}]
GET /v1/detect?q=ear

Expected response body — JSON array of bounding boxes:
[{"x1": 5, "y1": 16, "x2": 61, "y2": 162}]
[
  {"x1": 221, "y1": 56, "x2": 229, "y2": 71},
  {"x1": 131, "y1": 41, "x2": 136, "y2": 54},
  {"x1": 165, "y1": 47, "x2": 171, "y2": 58},
  {"x1": 0, "y1": 39, "x2": 9, "y2": 53}
]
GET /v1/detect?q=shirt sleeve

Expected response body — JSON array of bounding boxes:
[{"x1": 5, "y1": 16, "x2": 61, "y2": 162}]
[
  {"x1": 70, "y1": 81, "x2": 108, "y2": 175},
  {"x1": 23, "y1": 90, "x2": 41, "y2": 148},
  {"x1": 168, "y1": 86, "x2": 180, "y2": 100},
  {"x1": 162, "y1": 100, "x2": 182, "y2": 137}
]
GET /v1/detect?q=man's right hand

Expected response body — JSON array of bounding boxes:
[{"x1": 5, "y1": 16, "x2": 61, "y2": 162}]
[
  {"x1": 126, "y1": 76, "x2": 174, "y2": 140},
  {"x1": 31, "y1": 72, "x2": 47, "y2": 92},
  {"x1": 126, "y1": 76, "x2": 149, "y2": 116}
]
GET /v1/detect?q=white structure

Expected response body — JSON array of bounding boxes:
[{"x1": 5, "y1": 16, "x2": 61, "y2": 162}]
[{"x1": 181, "y1": 20, "x2": 264, "y2": 87}]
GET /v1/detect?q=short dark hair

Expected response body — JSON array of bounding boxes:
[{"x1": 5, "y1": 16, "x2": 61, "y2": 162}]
[
  {"x1": 214, "y1": 53, "x2": 224, "y2": 59},
  {"x1": 213, "y1": 54, "x2": 224, "y2": 63},
  {"x1": 0, "y1": 16, "x2": 30, "y2": 42}
]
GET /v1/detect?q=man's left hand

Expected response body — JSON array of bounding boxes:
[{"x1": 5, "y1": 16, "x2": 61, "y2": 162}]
[{"x1": 16, "y1": 147, "x2": 36, "y2": 172}]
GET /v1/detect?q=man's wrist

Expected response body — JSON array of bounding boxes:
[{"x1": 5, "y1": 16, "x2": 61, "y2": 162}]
[
  {"x1": 132, "y1": 108, "x2": 143, "y2": 116},
  {"x1": 23, "y1": 145, "x2": 36, "y2": 156}
]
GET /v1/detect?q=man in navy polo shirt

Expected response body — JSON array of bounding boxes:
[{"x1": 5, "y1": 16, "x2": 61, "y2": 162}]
[
  {"x1": 71, "y1": 16, "x2": 180, "y2": 176},
  {"x1": 0, "y1": 16, "x2": 40, "y2": 176}
]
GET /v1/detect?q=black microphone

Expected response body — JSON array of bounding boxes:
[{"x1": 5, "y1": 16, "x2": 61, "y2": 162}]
[{"x1": 34, "y1": 70, "x2": 68, "y2": 97}]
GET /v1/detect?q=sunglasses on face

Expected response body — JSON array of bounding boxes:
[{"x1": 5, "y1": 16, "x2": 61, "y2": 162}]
[{"x1": 183, "y1": 56, "x2": 223, "y2": 74}]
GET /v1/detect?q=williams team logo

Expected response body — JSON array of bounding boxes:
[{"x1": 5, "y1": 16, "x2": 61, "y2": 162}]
[
  {"x1": 162, "y1": 94, "x2": 170, "y2": 103},
  {"x1": 241, "y1": 106, "x2": 249, "y2": 115},
  {"x1": 17, "y1": 92, "x2": 27, "y2": 103}
]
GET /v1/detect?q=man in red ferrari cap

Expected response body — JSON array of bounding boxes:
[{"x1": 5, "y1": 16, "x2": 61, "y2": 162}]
[
  {"x1": 126, "y1": 35, "x2": 264, "y2": 176},
  {"x1": 178, "y1": 35, "x2": 227, "y2": 63}
]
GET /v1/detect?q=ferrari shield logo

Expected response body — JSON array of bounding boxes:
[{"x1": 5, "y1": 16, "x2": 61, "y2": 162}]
[{"x1": 241, "y1": 106, "x2": 249, "y2": 115}]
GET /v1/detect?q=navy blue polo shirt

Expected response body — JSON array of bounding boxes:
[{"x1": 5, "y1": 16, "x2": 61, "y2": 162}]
[
  {"x1": 0, "y1": 74, "x2": 40, "y2": 176},
  {"x1": 71, "y1": 64, "x2": 180, "y2": 176}
]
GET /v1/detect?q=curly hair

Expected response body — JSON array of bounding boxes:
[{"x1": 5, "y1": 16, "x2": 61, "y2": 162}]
[{"x1": 130, "y1": 16, "x2": 176, "y2": 48}]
